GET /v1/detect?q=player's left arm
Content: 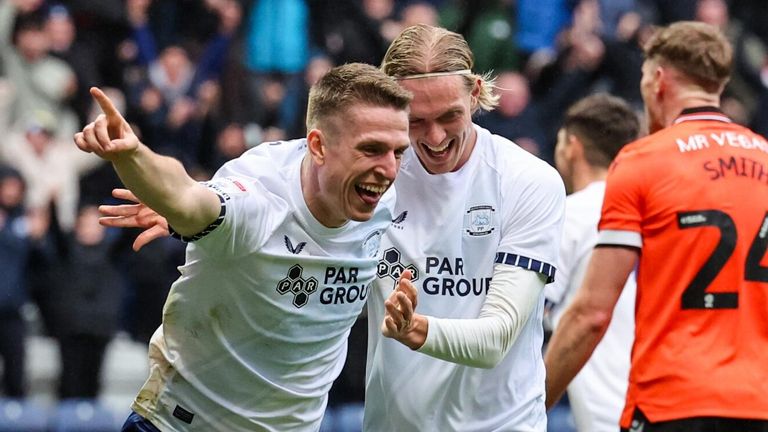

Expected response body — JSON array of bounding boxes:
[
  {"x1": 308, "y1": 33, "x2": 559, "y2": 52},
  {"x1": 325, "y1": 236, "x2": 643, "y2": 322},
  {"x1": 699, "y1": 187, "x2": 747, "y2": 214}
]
[
  {"x1": 383, "y1": 265, "x2": 543, "y2": 369},
  {"x1": 383, "y1": 162, "x2": 565, "y2": 368},
  {"x1": 544, "y1": 147, "x2": 643, "y2": 408},
  {"x1": 543, "y1": 245, "x2": 637, "y2": 409}
]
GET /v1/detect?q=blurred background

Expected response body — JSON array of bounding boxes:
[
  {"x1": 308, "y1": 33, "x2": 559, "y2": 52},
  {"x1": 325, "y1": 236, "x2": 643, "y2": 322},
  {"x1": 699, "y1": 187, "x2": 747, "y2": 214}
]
[{"x1": 0, "y1": 0, "x2": 767, "y2": 430}]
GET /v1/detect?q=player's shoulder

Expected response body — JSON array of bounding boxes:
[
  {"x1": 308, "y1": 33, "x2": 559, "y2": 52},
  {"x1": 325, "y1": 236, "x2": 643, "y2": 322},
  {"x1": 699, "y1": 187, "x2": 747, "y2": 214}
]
[
  {"x1": 215, "y1": 138, "x2": 305, "y2": 180},
  {"x1": 475, "y1": 124, "x2": 561, "y2": 186},
  {"x1": 566, "y1": 182, "x2": 604, "y2": 209},
  {"x1": 565, "y1": 182, "x2": 604, "y2": 224}
]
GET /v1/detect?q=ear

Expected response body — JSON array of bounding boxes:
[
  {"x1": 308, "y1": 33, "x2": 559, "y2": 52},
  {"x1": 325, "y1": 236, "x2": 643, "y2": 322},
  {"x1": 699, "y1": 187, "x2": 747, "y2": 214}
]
[
  {"x1": 567, "y1": 133, "x2": 584, "y2": 160},
  {"x1": 307, "y1": 129, "x2": 326, "y2": 166},
  {"x1": 653, "y1": 64, "x2": 666, "y2": 97},
  {"x1": 470, "y1": 77, "x2": 482, "y2": 106}
]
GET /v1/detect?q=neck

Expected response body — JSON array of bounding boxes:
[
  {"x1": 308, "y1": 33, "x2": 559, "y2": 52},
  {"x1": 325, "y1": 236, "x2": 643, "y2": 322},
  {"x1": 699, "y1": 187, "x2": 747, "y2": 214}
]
[
  {"x1": 660, "y1": 88, "x2": 721, "y2": 129},
  {"x1": 300, "y1": 155, "x2": 345, "y2": 228},
  {"x1": 571, "y1": 162, "x2": 608, "y2": 193}
]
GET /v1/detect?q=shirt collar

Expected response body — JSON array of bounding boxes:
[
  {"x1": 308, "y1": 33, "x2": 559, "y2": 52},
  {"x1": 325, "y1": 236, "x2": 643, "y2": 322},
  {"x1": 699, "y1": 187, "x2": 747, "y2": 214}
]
[{"x1": 673, "y1": 106, "x2": 731, "y2": 125}]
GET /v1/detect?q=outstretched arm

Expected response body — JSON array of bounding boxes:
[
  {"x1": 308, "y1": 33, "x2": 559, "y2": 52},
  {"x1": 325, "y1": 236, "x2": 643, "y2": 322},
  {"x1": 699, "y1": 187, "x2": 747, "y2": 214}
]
[{"x1": 74, "y1": 87, "x2": 220, "y2": 236}]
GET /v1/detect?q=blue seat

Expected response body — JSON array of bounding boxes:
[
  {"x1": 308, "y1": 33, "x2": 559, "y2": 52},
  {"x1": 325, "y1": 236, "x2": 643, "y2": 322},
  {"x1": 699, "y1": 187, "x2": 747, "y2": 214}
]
[
  {"x1": 334, "y1": 403, "x2": 364, "y2": 432},
  {"x1": 0, "y1": 398, "x2": 48, "y2": 432},
  {"x1": 322, "y1": 403, "x2": 364, "y2": 432},
  {"x1": 319, "y1": 407, "x2": 336, "y2": 432},
  {"x1": 50, "y1": 399, "x2": 115, "y2": 432},
  {"x1": 547, "y1": 395, "x2": 577, "y2": 432}
]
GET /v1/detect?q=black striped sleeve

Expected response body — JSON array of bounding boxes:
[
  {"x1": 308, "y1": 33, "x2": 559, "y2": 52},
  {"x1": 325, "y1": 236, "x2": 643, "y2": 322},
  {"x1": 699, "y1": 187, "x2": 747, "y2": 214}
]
[
  {"x1": 168, "y1": 194, "x2": 227, "y2": 242},
  {"x1": 494, "y1": 252, "x2": 556, "y2": 283}
]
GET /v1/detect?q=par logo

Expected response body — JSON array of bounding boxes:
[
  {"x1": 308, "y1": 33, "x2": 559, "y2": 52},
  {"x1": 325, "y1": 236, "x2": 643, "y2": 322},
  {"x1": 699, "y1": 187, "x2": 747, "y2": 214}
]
[
  {"x1": 377, "y1": 247, "x2": 419, "y2": 288},
  {"x1": 276, "y1": 265, "x2": 318, "y2": 308}
]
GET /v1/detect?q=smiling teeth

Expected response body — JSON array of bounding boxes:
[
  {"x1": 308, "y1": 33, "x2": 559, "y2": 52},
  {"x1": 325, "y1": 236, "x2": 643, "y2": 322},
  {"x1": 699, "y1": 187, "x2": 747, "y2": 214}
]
[
  {"x1": 425, "y1": 141, "x2": 450, "y2": 152},
  {"x1": 359, "y1": 184, "x2": 387, "y2": 194}
]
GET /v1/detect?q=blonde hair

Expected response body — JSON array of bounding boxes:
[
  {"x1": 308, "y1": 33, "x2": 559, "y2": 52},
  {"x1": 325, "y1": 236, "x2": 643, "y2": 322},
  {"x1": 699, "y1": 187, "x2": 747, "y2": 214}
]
[
  {"x1": 306, "y1": 62, "x2": 412, "y2": 132},
  {"x1": 381, "y1": 24, "x2": 499, "y2": 113},
  {"x1": 644, "y1": 21, "x2": 732, "y2": 93}
]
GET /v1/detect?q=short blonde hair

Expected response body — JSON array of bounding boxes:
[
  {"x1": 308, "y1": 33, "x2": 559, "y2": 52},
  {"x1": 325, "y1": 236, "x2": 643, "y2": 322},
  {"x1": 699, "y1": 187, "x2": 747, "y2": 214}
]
[
  {"x1": 644, "y1": 21, "x2": 732, "y2": 93},
  {"x1": 381, "y1": 24, "x2": 499, "y2": 114},
  {"x1": 306, "y1": 63, "x2": 412, "y2": 132}
]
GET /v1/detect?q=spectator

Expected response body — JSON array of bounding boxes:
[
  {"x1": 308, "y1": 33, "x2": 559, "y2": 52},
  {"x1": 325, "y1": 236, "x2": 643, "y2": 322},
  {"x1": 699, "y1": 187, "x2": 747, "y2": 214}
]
[
  {"x1": 0, "y1": 165, "x2": 48, "y2": 397},
  {"x1": 0, "y1": 0, "x2": 78, "y2": 139},
  {"x1": 278, "y1": 54, "x2": 333, "y2": 140},
  {"x1": 695, "y1": 0, "x2": 768, "y2": 126},
  {"x1": 123, "y1": 0, "x2": 241, "y2": 166},
  {"x1": 0, "y1": 109, "x2": 103, "y2": 230},
  {"x1": 48, "y1": 204, "x2": 123, "y2": 399},
  {"x1": 475, "y1": 70, "x2": 547, "y2": 158},
  {"x1": 45, "y1": 3, "x2": 102, "y2": 126}
]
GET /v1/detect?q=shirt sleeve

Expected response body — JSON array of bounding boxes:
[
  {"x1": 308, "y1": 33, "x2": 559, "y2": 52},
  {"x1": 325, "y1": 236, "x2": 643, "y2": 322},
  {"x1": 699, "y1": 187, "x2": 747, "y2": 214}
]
[
  {"x1": 496, "y1": 163, "x2": 565, "y2": 283},
  {"x1": 597, "y1": 153, "x2": 645, "y2": 248},
  {"x1": 170, "y1": 176, "x2": 290, "y2": 258},
  {"x1": 417, "y1": 264, "x2": 545, "y2": 368},
  {"x1": 543, "y1": 212, "x2": 579, "y2": 331}
]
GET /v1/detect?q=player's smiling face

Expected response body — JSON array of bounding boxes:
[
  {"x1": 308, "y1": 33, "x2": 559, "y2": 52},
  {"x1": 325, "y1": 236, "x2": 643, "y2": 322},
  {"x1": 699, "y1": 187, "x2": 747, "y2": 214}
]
[
  {"x1": 309, "y1": 104, "x2": 410, "y2": 227},
  {"x1": 399, "y1": 75, "x2": 478, "y2": 174}
]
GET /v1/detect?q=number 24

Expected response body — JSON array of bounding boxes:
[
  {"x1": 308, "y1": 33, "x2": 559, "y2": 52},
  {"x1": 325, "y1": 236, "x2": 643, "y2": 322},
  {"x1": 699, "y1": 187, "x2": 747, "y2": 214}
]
[{"x1": 677, "y1": 210, "x2": 768, "y2": 309}]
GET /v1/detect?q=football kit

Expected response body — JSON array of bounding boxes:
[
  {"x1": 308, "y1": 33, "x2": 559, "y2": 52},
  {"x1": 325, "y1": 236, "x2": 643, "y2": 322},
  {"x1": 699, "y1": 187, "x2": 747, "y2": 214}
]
[
  {"x1": 365, "y1": 125, "x2": 565, "y2": 431},
  {"x1": 131, "y1": 140, "x2": 395, "y2": 431},
  {"x1": 598, "y1": 108, "x2": 768, "y2": 426}
]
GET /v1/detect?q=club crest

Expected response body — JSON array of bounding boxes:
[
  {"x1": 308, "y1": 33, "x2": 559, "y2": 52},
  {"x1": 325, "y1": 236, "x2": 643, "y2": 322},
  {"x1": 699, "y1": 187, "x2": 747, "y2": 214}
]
[{"x1": 464, "y1": 205, "x2": 496, "y2": 236}]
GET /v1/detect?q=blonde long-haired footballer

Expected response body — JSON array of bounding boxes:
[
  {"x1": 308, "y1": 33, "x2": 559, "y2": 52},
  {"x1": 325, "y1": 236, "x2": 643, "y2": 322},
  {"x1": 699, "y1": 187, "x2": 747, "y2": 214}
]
[
  {"x1": 366, "y1": 24, "x2": 566, "y2": 431},
  {"x1": 381, "y1": 24, "x2": 499, "y2": 113}
]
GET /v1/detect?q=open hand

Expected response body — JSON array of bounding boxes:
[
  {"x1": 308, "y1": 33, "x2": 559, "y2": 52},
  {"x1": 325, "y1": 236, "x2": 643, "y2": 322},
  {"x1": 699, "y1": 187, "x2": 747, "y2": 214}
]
[{"x1": 99, "y1": 188, "x2": 170, "y2": 251}]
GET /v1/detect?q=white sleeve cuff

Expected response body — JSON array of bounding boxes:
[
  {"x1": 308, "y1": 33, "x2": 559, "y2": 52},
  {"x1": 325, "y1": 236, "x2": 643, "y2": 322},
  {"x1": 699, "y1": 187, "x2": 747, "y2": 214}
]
[
  {"x1": 416, "y1": 264, "x2": 545, "y2": 368},
  {"x1": 596, "y1": 229, "x2": 642, "y2": 248}
]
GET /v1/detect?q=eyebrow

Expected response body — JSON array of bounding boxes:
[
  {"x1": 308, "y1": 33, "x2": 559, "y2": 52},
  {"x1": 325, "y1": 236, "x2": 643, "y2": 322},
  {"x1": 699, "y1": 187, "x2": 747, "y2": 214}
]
[
  {"x1": 438, "y1": 108, "x2": 463, "y2": 119},
  {"x1": 410, "y1": 106, "x2": 464, "y2": 122}
]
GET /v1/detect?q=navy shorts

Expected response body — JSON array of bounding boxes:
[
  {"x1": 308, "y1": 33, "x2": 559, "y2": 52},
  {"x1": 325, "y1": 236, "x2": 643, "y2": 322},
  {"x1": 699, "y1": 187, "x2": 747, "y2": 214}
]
[{"x1": 122, "y1": 411, "x2": 162, "y2": 432}]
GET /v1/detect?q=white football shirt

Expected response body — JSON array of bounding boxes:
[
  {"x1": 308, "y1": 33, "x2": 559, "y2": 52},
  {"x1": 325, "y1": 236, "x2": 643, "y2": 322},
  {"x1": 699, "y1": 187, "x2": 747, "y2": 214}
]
[
  {"x1": 365, "y1": 125, "x2": 565, "y2": 431},
  {"x1": 544, "y1": 181, "x2": 636, "y2": 432},
  {"x1": 131, "y1": 139, "x2": 395, "y2": 431}
]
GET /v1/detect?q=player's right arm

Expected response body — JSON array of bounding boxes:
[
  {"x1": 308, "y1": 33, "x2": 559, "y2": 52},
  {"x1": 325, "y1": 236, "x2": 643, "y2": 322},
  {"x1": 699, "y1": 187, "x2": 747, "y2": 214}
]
[{"x1": 75, "y1": 87, "x2": 220, "y2": 237}]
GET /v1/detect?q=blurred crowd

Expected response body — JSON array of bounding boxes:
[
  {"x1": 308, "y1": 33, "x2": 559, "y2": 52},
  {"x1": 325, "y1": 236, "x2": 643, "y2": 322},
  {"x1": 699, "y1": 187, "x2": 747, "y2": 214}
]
[{"x1": 1, "y1": 0, "x2": 768, "y2": 406}]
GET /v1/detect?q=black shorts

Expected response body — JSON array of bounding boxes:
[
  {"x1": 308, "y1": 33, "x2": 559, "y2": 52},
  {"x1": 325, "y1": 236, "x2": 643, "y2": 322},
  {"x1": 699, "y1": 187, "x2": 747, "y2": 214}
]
[{"x1": 621, "y1": 407, "x2": 768, "y2": 432}]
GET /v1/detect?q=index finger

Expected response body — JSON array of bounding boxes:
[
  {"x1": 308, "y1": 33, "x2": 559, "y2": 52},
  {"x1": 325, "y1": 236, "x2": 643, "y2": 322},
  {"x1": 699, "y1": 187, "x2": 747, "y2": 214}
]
[
  {"x1": 90, "y1": 87, "x2": 124, "y2": 136},
  {"x1": 395, "y1": 270, "x2": 418, "y2": 308},
  {"x1": 111, "y1": 188, "x2": 140, "y2": 204},
  {"x1": 399, "y1": 269, "x2": 412, "y2": 282}
]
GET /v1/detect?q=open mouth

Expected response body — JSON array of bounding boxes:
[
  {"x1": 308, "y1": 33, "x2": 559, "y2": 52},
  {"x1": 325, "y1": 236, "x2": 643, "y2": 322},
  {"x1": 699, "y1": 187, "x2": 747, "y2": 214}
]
[
  {"x1": 421, "y1": 139, "x2": 453, "y2": 158},
  {"x1": 355, "y1": 183, "x2": 388, "y2": 206}
]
